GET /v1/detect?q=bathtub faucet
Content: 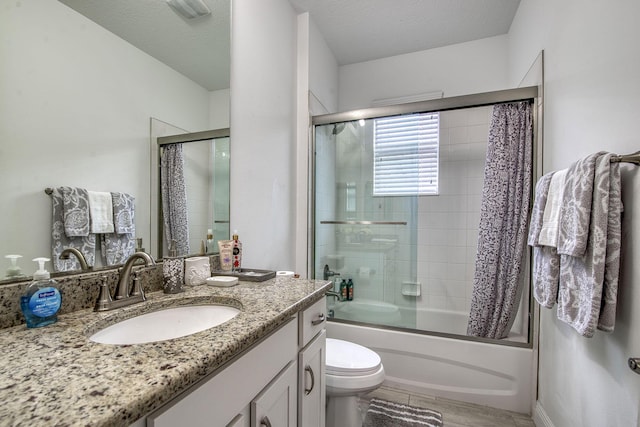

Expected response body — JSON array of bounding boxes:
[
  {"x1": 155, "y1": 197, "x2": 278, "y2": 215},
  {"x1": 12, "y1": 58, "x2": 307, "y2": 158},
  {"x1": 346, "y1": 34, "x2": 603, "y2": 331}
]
[{"x1": 326, "y1": 290, "x2": 345, "y2": 302}]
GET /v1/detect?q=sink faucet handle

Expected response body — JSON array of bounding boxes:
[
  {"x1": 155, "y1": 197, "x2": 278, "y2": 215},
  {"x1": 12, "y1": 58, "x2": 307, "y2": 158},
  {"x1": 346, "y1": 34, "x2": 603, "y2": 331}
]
[
  {"x1": 130, "y1": 277, "x2": 145, "y2": 299},
  {"x1": 95, "y1": 276, "x2": 113, "y2": 311}
]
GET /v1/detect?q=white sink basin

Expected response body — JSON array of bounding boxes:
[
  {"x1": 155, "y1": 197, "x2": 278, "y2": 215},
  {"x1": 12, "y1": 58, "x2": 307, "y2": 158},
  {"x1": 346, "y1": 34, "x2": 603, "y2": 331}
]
[{"x1": 89, "y1": 305, "x2": 241, "y2": 345}]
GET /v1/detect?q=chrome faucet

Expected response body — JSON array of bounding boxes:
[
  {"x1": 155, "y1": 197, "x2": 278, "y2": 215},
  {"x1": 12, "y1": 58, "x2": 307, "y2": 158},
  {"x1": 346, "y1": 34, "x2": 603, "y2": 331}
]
[
  {"x1": 323, "y1": 264, "x2": 340, "y2": 281},
  {"x1": 59, "y1": 248, "x2": 90, "y2": 271},
  {"x1": 326, "y1": 290, "x2": 345, "y2": 302},
  {"x1": 95, "y1": 251, "x2": 156, "y2": 311}
]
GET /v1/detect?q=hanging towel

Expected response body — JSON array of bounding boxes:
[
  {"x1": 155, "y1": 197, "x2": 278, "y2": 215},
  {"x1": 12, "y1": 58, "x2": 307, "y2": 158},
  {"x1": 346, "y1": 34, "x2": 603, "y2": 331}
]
[
  {"x1": 532, "y1": 246, "x2": 561, "y2": 308},
  {"x1": 528, "y1": 172, "x2": 561, "y2": 308},
  {"x1": 111, "y1": 192, "x2": 135, "y2": 234},
  {"x1": 101, "y1": 192, "x2": 136, "y2": 266},
  {"x1": 537, "y1": 169, "x2": 567, "y2": 247},
  {"x1": 61, "y1": 186, "x2": 90, "y2": 237},
  {"x1": 88, "y1": 191, "x2": 115, "y2": 234},
  {"x1": 557, "y1": 153, "x2": 621, "y2": 337},
  {"x1": 557, "y1": 152, "x2": 605, "y2": 256},
  {"x1": 598, "y1": 160, "x2": 622, "y2": 332},
  {"x1": 527, "y1": 172, "x2": 554, "y2": 246},
  {"x1": 101, "y1": 234, "x2": 136, "y2": 266},
  {"x1": 51, "y1": 188, "x2": 96, "y2": 272}
]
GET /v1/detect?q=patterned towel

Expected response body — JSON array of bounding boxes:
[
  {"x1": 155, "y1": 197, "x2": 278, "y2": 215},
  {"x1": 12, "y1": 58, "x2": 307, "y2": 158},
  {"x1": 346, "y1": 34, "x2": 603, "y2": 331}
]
[
  {"x1": 557, "y1": 153, "x2": 622, "y2": 337},
  {"x1": 51, "y1": 188, "x2": 96, "y2": 271},
  {"x1": 363, "y1": 398, "x2": 442, "y2": 427},
  {"x1": 557, "y1": 152, "x2": 604, "y2": 256},
  {"x1": 527, "y1": 172, "x2": 554, "y2": 247},
  {"x1": 528, "y1": 171, "x2": 562, "y2": 308},
  {"x1": 102, "y1": 192, "x2": 136, "y2": 266},
  {"x1": 61, "y1": 186, "x2": 90, "y2": 237},
  {"x1": 111, "y1": 192, "x2": 135, "y2": 234}
]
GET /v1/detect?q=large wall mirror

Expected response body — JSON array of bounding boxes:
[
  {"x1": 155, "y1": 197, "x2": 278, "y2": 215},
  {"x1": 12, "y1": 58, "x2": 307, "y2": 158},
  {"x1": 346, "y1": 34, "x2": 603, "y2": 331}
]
[{"x1": 0, "y1": 0, "x2": 230, "y2": 283}]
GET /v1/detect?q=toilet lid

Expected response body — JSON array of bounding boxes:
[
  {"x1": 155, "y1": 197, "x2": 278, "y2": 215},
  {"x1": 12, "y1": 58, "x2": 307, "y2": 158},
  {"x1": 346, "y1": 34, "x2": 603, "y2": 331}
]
[{"x1": 326, "y1": 338, "x2": 382, "y2": 376}]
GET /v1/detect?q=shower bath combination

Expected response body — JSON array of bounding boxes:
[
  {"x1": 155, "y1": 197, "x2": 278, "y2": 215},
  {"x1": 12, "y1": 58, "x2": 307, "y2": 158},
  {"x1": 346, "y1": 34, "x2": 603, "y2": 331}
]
[{"x1": 310, "y1": 86, "x2": 539, "y2": 413}]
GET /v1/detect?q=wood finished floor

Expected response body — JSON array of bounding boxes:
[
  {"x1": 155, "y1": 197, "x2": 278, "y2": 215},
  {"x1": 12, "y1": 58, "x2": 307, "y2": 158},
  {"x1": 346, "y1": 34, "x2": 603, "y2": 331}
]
[{"x1": 360, "y1": 385, "x2": 535, "y2": 427}]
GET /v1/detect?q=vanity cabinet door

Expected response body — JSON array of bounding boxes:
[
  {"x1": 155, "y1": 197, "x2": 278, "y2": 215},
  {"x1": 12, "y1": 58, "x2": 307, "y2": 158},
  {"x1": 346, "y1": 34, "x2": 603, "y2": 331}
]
[
  {"x1": 252, "y1": 361, "x2": 297, "y2": 427},
  {"x1": 298, "y1": 330, "x2": 326, "y2": 427}
]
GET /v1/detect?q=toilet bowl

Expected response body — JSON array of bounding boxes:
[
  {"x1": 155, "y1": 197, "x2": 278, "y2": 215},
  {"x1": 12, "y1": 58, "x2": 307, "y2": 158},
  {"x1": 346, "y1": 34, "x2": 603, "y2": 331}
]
[{"x1": 325, "y1": 338, "x2": 385, "y2": 427}]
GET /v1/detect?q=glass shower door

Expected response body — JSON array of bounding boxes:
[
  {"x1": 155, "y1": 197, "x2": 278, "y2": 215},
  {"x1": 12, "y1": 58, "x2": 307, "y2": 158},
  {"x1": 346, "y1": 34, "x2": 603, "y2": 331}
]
[{"x1": 313, "y1": 119, "x2": 420, "y2": 329}]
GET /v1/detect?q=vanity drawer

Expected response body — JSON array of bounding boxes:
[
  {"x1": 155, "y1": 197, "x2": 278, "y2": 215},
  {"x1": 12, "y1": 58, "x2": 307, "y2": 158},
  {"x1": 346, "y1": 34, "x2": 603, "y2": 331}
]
[{"x1": 299, "y1": 297, "x2": 327, "y2": 347}]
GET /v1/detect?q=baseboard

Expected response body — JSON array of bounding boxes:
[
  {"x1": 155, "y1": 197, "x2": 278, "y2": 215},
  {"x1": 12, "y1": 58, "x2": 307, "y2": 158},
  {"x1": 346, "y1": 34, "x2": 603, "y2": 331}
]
[{"x1": 533, "y1": 401, "x2": 555, "y2": 427}]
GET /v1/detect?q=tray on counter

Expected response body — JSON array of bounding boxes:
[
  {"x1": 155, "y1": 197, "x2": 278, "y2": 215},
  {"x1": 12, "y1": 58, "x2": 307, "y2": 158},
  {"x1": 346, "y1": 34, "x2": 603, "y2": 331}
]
[{"x1": 210, "y1": 268, "x2": 276, "y2": 282}]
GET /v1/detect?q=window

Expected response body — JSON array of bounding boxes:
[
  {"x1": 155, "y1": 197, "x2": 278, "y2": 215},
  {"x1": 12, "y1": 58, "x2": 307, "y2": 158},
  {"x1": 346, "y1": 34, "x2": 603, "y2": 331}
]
[{"x1": 373, "y1": 112, "x2": 439, "y2": 196}]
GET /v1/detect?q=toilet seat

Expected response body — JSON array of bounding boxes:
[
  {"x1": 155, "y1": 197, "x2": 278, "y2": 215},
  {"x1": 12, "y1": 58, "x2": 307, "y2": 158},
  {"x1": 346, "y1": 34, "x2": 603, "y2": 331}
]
[{"x1": 326, "y1": 338, "x2": 382, "y2": 376}]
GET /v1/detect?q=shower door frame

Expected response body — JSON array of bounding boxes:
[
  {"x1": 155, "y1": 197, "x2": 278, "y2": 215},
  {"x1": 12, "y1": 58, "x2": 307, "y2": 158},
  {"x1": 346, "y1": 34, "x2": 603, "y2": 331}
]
[{"x1": 308, "y1": 85, "x2": 540, "y2": 349}]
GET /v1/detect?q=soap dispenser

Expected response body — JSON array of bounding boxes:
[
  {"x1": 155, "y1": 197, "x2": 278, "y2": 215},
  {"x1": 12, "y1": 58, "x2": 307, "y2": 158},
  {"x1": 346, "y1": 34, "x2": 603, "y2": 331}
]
[
  {"x1": 206, "y1": 229, "x2": 215, "y2": 254},
  {"x1": 20, "y1": 258, "x2": 62, "y2": 328},
  {"x1": 5, "y1": 254, "x2": 25, "y2": 279}
]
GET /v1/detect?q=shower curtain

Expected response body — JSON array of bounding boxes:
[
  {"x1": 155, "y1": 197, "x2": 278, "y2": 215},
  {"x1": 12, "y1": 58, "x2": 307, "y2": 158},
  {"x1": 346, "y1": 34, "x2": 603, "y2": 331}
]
[
  {"x1": 467, "y1": 101, "x2": 533, "y2": 339},
  {"x1": 161, "y1": 144, "x2": 190, "y2": 256}
]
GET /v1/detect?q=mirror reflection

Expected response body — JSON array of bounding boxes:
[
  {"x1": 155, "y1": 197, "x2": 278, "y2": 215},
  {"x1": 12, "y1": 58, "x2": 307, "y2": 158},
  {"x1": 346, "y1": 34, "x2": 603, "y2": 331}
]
[
  {"x1": 155, "y1": 129, "x2": 230, "y2": 260},
  {"x1": 0, "y1": 0, "x2": 230, "y2": 283}
]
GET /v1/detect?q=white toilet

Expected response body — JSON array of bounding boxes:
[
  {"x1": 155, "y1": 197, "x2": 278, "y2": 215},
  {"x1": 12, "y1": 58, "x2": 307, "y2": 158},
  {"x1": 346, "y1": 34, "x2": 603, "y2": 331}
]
[{"x1": 325, "y1": 338, "x2": 385, "y2": 427}]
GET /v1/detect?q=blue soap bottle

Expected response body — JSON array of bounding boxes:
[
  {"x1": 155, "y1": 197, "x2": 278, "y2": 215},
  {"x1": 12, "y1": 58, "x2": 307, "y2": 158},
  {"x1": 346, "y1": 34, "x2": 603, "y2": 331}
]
[{"x1": 20, "y1": 257, "x2": 62, "y2": 328}]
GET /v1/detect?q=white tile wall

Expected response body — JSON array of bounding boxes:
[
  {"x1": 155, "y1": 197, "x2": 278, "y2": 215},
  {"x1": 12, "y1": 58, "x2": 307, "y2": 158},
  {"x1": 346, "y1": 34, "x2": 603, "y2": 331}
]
[{"x1": 416, "y1": 105, "x2": 490, "y2": 314}]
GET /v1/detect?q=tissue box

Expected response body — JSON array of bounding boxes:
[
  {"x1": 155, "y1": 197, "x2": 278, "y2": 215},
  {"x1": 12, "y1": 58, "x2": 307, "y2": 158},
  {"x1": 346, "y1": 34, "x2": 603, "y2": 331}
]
[{"x1": 184, "y1": 256, "x2": 210, "y2": 286}]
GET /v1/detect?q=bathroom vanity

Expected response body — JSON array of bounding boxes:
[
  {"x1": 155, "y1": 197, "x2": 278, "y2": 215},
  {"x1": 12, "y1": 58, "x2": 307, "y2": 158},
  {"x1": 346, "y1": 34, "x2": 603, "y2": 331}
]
[{"x1": 0, "y1": 276, "x2": 331, "y2": 426}]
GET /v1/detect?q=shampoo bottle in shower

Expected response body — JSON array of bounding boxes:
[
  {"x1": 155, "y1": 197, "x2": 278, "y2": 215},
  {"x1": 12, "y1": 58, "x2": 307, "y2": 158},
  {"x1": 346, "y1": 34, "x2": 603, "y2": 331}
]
[
  {"x1": 232, "y1": 230, "x2": 242, "y2": 272},
  {"x1": 20, "y1": 258, "x2": 61, "y2": 328},
  {"x1": 347, "y1": 278, "x2": 354, "y2": 301},
  {"x1": 340, "y1": 279, "x2": 348, "y2": 300}
]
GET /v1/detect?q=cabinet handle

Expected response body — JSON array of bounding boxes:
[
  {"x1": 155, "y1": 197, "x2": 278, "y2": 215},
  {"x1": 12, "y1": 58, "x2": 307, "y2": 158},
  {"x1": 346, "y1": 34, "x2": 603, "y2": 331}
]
[
  {"x1": 261, "y1": 416, "x2": 272, "y2": 427},
  {"x1": 304, "y1": 365, "x2": 315, "y2": 395},
  {"x1": 311, "y1": 313, "x2": 325, "y2": 326}
]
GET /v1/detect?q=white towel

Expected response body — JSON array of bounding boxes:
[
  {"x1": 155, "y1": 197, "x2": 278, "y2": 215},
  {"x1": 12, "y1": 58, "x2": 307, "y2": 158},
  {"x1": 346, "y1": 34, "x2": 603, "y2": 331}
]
[
  {"x1": 88, "y1": 191, "x2": 115, "y2": 234},
  {"x1": 537, "y1": 169, "x2": 567, "y2": 247}
]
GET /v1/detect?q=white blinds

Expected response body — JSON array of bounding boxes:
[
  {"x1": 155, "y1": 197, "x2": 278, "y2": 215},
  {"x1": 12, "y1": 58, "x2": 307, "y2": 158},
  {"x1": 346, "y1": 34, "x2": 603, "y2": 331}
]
[{"x1": 373, "y1": 112, "x2": 439, "y2": 196}]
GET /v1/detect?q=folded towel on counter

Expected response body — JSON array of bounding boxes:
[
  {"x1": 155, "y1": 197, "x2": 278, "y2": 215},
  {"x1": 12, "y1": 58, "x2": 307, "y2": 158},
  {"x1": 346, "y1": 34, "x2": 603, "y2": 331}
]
[
  {"x1": 537, "y1": 169, "x2": 567, "y2": 247},
  {"x1": 61, "y1": 186, "x2": 90, "y2": 237},
  {"x1": 557, "y1": 153, "x2": 622, "y2": 337},
  {"x1": 111, "y1": 192, "x2": 135, "y2": 234},
  {"x1": 557, "y1": 152, "x2": 605, "y2": 256},
  {"x1": 51, "y1": 188, "x2": 96, "y2": 272},
  {"x1": 88, "y1": 191, "x2": 115, "y2": 234},
  {"x1": 527, "y1": 172, "x2": 554, "y2": 247}
]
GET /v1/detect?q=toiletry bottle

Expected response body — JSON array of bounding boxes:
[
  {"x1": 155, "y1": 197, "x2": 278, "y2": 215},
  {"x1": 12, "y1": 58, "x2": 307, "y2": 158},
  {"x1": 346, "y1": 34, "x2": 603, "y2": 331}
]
[
  {"x1": 206, "y1": 229, "x2": 214, "y2": 254},
  {"x1": 347, "y1": 278, "x2": 354, "y2": 301},
  {"x1": 20, "y1": 258, "x2": 62, "y2": 328},
  {"x1": 340, "y1": 279, "x2": 348, "y2": 300},
  {"x1": 232, "y1": 230, "x2": 242, "y2": 272}
]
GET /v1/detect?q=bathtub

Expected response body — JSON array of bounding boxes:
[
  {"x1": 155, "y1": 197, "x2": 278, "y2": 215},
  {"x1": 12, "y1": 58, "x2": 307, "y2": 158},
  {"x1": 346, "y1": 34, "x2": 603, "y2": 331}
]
[{"x1": 326, "y1": 319, "x2": 534, "y2": 414}]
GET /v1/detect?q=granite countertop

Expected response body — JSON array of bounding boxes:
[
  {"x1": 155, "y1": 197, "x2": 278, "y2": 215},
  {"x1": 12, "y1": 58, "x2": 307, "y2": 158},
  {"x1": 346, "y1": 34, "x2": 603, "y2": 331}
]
[{"x1": 0, "y1": 277, "x2": 332, "y2": 426}]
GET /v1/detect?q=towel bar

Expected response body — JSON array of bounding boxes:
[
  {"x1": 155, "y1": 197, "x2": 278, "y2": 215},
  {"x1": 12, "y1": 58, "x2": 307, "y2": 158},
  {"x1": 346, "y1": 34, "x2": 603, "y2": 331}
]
[{"x1": 611, "y1": 151, "x2": 640, "y2": 164}]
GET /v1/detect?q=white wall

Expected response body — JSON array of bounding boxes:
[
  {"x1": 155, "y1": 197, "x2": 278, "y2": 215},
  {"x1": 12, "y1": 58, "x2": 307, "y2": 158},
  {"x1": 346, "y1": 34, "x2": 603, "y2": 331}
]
[
  {"x1": 0, "y1": 0, "x2": 211, "y2": 269},
  {"x1": 230, "y1": 0, "x2": 298, "y2": 271},
  {"x1": 338, "y1": 35, "x2": 509, "y2": 111},
  {"x1": 508, "y1": 1, "x2": 640, "y2": 426}
]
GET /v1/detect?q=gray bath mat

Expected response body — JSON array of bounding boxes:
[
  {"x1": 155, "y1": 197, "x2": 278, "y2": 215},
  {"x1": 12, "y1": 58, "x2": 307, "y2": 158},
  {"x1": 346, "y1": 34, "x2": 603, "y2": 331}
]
[{"x1": 363, "y1": 398, "x2": 443, "y2": 427}]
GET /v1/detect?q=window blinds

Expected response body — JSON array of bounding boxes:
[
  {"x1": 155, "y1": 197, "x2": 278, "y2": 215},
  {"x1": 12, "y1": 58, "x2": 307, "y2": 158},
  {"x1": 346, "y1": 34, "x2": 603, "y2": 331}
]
[{"x1": 373, "y1": 112, "x2": 439, "y2": 196}]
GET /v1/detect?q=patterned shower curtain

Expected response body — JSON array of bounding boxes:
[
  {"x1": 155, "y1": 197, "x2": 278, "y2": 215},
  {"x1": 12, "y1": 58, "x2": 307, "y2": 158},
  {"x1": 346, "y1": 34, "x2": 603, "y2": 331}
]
[
  {"x1": 160, "y1": 144, "x2": 190, "y2": 256},
  {"x1": 467, "y1": 101, "x2": 533, "y2": 339}
]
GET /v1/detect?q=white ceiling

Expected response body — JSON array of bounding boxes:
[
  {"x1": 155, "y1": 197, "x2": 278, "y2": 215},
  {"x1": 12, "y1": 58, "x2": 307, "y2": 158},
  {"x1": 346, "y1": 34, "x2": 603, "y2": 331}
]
[{"x1": 57, "y1": 0, "x2": 520, "y2": 91}]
